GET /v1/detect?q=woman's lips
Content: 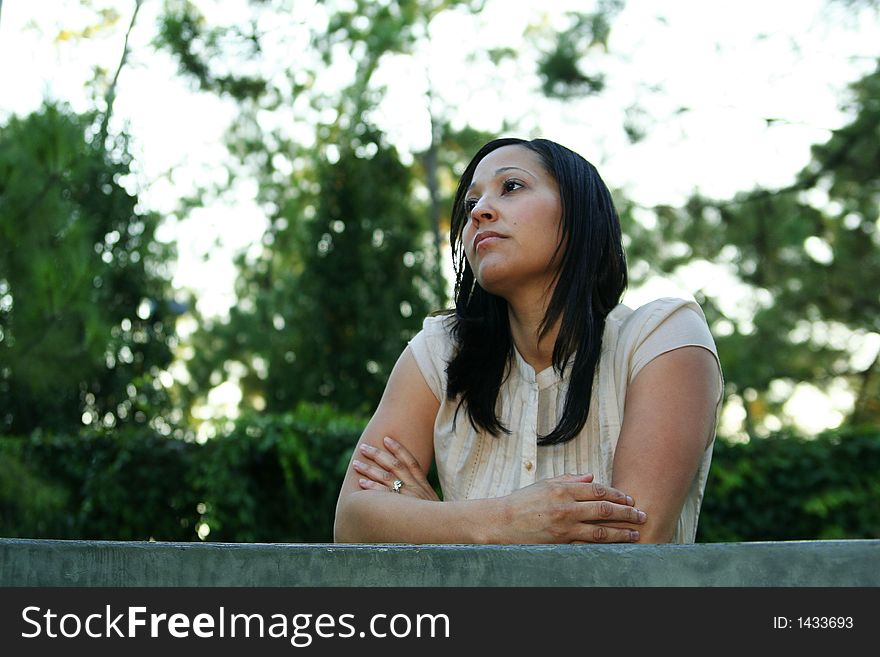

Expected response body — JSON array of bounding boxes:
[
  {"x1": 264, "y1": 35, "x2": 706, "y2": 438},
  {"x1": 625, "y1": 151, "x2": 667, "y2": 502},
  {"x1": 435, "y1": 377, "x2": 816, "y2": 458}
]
[{"x1": 474, "y1": 232, "x2": 505, "y2": 249}]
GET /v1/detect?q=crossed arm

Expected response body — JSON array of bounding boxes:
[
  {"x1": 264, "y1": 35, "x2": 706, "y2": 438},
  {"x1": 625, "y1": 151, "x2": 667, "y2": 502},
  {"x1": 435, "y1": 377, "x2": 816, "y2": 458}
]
[{"x1": 332, "y1": 344, "x2": 720, "y2": 544}]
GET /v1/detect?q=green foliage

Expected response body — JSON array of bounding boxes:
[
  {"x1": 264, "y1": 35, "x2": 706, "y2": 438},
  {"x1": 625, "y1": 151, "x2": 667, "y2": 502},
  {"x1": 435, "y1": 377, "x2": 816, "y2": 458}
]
[
  {"x1": 0, "y1": 443, "x2": 69, "y2": 537},
  {"x1": 195, "y1": 404, "x2": 365, "y2": 542},
  {"x1": 0, "y1": 426, "x2": 199, "y2": 540},
  {"x1": 0, "y1": 404, "x2": 363, "y2": 542},
  {"x1": 698, "y1": 425, "x2": 880, "y2": 542},
  {"x1": 156, "y1": 0, "x2": 269, "y2": 100},
  {"x1": 281, "y1": 133, "x2": 435, "y2": 411},
  {"x1": 154, "y1": 1, "x2": 497, "y2": 418},
  {"x1": 184, "y1": 126, "x2": 436, "y2": 416},
  {"x1": 535, "y1": 2, "x2": 623, "y2": 99},
  {"x1": 625, "y1": 60, "x2": 880, "y2": 433},
  {"x1": 316, "y1": 0, "x2": 486, "y2": 64},
  {"x1": 0, "y1": 102, "x2": 179, "y2": 436}
]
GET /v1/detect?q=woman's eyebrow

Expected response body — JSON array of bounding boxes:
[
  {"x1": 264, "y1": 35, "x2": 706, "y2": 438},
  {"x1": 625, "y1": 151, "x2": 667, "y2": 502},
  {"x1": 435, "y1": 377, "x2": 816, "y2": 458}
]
[{"x1": 467, "y1": 166, "x2": 535, "y2": 190}]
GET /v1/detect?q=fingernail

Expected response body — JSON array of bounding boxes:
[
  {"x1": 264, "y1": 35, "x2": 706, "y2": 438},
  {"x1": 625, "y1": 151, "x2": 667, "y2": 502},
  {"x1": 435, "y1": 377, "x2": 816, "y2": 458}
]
[
  {"x1": 630, "y1": 531, "x2": 640, "y2": 541},
  {"x1": 383, "y1": 436, "x2": 398, "y2": 448},
  {"x1": 359, "y1": 444, "x2": 372, "y2": 454},
  {"x1": 637, "y1": 510, "x2": 646, "y2": 522},
  {"x1": 352, "y1": 459, "x2": 364, "y2": 468},
  {"x1": 358, "y1": 479, "x2": 369, "y2": 487},
  {"x1": 626, "y1": 496, "x2": 634, "y2": 506}
]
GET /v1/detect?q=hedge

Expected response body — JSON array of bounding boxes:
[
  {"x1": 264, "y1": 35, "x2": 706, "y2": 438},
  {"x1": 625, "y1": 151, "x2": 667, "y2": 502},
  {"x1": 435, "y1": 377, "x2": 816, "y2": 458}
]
[
  {"x1": 697, "y1": 425, "x2": 880, "y2": 541},
  {"x1": 0, "y1": 404, "x2": 362, "y2": 543},
  {"x1": 1, "y1": 406, "x2": 877, "y2": 542}
]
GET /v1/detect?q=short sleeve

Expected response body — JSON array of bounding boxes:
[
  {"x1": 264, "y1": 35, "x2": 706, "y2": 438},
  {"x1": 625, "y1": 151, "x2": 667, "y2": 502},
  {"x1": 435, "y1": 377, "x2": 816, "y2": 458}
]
[
  {"x1": 621, "y1": 298, "x2": 721, "y2": 388},
  {"x1": 407, "y1": 315, "x2": 456, "y2": 402}
]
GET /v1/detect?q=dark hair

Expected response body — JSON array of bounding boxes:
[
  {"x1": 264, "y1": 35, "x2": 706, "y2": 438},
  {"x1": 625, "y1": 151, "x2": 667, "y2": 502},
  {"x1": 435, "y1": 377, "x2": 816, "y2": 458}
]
[{"x1": 445, "y1": 137, "x2": 627, "y2": 445}]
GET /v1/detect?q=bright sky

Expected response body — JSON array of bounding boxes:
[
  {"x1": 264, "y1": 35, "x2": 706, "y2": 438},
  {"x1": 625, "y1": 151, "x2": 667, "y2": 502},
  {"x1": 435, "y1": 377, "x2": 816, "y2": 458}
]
[{"x1": 1, "y1": 0, "x2": 878, "y2": 435}]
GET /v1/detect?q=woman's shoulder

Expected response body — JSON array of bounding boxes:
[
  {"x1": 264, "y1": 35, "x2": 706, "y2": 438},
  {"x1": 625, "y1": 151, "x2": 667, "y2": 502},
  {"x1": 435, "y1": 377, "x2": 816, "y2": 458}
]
[
  {"x1": 605, "y1": 296, "x2": 717, "y2": 367},
  {"x1": 408, "y1": 312, "x2": 457, "y2": 401},
  {"x1": 601, "y1": 296, "x2": 720, "y2": 394},
  {"x1": 608, "y1": 296, "x2": 709, "y2": 337},
  {"x1": 408, "y1": 312, "x2": 457, "y2": 357},
  {"x1": 418, "y1": 312, "x2": 456, "y2": 337},
  {"x1": 411, "y1": 313, "x2": 457, "y2": 354}
]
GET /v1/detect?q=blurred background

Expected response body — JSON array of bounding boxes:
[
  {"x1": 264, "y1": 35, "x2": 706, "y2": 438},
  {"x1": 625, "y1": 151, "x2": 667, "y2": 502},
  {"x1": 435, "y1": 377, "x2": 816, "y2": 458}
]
[{"x1": 0, "y1": 0, "x2": 878, "y2": 543}]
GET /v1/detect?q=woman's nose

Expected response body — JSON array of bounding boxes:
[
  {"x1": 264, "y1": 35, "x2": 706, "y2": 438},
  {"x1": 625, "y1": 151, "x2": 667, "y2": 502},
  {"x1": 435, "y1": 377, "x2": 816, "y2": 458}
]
[{"x1": 470, "y1": 198, "x2": 497, "y2": 224}]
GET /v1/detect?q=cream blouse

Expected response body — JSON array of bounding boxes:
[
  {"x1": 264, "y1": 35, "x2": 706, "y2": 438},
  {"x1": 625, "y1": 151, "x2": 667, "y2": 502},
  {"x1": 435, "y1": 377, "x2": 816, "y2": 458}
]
[{"x1": 408, "y1": 297, "x2": 723, "y2": 544}]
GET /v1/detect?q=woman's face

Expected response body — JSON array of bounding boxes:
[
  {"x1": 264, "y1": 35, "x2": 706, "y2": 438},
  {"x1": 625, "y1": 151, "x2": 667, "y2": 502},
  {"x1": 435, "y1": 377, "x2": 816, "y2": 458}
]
[{"x1": 461, "y1": 145, "x2": 564, "y2": 300}]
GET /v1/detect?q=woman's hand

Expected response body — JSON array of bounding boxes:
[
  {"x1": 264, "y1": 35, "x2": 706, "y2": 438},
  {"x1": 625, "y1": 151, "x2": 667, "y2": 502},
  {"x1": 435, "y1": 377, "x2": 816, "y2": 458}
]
[
  {"x1": 353, "y1": 436, "x2": 440, "y2": 501},
  {"x1": 496, "y1": 473, "x2": 647, "y2": 544}
]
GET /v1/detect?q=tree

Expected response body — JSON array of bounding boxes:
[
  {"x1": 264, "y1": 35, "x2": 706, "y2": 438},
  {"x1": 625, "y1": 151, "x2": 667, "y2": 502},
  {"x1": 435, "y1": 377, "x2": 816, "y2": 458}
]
[
  {"x1": 153, "y1": 0, "x2": 499, "y2": 418},
  {"x1": 623, "y1": 61, "x2": 880, "y2": 436},
  {"x1": 533, "y1": 1, "x2": 624, "y2": 100},
  {"x1": 185, "y1": 124, "x2": 436, "y2": 415},
  {"x1": 0, "y1": 103, "x2": 179, "y2": 435}
]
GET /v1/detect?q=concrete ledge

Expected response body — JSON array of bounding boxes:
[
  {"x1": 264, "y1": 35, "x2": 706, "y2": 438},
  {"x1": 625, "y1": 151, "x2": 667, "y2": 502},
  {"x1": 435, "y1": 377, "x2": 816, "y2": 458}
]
[{"x1": 1, "y1": 538, "x2": 878, "y2": 587}]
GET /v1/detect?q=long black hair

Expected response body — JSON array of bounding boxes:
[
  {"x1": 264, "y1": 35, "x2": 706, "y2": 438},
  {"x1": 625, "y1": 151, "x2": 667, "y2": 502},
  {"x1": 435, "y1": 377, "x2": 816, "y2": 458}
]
[{"x1": 445, "y1": 138, "x2": 627, "y2": 445}]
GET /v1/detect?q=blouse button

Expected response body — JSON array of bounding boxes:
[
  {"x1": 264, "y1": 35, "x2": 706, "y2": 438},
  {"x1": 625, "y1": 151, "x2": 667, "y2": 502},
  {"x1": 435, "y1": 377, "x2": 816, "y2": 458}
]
[{"x1": 524, "y1": 460, "x2": 533, "y2": 471}]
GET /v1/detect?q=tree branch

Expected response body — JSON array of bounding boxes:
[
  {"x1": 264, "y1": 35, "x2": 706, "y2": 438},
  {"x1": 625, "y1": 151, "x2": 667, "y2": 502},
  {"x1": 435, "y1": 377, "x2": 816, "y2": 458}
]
[
  {"x1": 424, "y1": 80, "x2": 445, "y2": 304},
  {"x1": 98, "y1": 0, "x2": 143, "y2": 147}
]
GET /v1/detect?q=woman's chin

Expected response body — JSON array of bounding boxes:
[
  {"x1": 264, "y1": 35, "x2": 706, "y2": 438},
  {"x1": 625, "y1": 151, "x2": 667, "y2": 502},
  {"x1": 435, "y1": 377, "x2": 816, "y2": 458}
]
[{"x1": 474, "y1": 271, "x2": 511, "y2": 298}]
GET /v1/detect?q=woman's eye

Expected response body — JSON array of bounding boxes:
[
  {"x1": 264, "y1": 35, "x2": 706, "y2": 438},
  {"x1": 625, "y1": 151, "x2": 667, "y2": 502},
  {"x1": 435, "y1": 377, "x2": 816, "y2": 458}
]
[
  {"x1": 503, "y1": 179, "x2": 523, "y2": 193},
  {"x1": 464, "y1": 199, "x2": 477, "y2": 212}
]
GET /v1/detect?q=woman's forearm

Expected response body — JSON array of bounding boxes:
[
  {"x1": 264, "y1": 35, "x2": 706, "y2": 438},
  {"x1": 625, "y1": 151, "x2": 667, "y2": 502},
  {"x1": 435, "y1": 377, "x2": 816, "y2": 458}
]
[
  {"x1": 334, "y1": 475, "x2": 646, "y2": 544},
  {"x1": 333, "y1": 490, "x2": 502, "y2": 544}
]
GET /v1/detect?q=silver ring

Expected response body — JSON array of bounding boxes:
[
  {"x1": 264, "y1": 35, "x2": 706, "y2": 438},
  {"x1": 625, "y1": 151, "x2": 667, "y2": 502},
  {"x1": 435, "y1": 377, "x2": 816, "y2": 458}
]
[{"x1": 392, "y1": 479, "x2": 404, "y2": 493}]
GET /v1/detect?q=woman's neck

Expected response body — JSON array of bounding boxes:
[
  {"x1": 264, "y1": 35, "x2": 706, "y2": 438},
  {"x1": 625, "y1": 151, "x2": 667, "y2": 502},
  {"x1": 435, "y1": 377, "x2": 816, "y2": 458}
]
[{"x1": 506, "y1": 290, "x2": 559, "y2": 373}]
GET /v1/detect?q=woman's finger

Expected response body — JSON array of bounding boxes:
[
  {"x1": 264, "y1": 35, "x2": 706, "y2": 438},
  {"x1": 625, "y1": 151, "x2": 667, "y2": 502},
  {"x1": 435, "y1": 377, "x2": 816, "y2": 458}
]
[
  {"x1": 382, "y1": 436, "x2": 426, "y2": 473},
  {"x1": 352, "y1": 458, "x2": 394, "y2": 485},
  {"x1": 551, "y1": 473, "x2": 594, "y2": 483},
  {"x1": 571, "y1": 525, "x2": 641, "y2": 543},
  {"x1": 357, "y1": 478, "x2": 389, "y2": 492},
  {"x1": 358, "y1": 443, "x2": 408, "y2": 476},
  {"x1": 569, "y1": 481, "x2": 635, "y2": 506},
  {"x1": 573, "y1": 500, "x2": 646, "y2": 525}
]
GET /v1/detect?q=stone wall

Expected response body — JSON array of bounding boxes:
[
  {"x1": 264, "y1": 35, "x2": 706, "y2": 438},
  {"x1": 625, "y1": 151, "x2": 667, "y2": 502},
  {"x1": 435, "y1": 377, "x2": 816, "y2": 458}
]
[{"x1": 2, "y1": 538, "x2": 878, "y2": 586}]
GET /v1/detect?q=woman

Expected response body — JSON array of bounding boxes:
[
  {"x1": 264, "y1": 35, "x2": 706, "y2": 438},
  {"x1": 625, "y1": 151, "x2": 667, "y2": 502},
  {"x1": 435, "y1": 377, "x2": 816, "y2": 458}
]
[{"x1": 333, "y1": 137, "x2": 722, "y2": 544}]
